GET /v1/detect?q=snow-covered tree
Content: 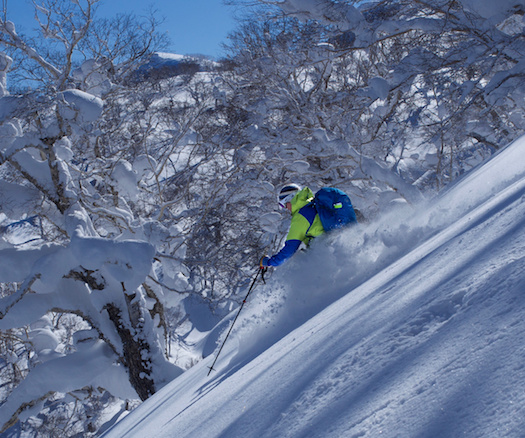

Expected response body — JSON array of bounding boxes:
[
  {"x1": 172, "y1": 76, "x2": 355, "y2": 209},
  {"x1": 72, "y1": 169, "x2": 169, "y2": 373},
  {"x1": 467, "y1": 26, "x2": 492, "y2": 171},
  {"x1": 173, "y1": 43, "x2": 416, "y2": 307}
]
[
  {"x1": 0, "y1": 0, "x2": 168, "y2": 92},
  {"x1": 0, "y1": 1, "x2": 178, "y2": 434},
  {"x1": 233, "y1": 0, "x2": 525, "y2": 190},
  {"x1": 0, "y1": 79, "x2": 184, "y2": 437}
]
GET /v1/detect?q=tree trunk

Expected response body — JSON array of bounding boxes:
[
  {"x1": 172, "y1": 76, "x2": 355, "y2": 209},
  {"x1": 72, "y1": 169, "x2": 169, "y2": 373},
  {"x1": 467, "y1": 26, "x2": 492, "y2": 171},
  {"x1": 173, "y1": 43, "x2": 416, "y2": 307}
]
[{"x1": 105, "y1": 300, "x2": 156, "y2": 401}]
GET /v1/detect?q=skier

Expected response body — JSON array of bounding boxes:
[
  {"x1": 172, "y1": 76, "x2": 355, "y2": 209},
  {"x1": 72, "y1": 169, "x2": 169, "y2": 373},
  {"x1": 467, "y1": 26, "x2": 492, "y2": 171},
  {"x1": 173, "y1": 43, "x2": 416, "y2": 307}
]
[{"x1": 259, "y1": 184, "x2": 325, "y2": 269}]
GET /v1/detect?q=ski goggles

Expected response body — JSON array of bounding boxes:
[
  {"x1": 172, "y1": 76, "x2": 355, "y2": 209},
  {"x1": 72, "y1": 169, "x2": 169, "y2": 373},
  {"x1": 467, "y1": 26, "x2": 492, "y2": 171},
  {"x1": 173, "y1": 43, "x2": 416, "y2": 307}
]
[{"x1": 279, "y1": 193, "x2": 296, "y2": 208}]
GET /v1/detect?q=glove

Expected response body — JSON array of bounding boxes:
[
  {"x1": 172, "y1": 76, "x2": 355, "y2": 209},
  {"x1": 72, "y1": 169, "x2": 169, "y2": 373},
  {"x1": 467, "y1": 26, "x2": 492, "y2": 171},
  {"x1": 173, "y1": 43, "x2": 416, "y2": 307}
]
[{"x1": 259, "y1": 255, "x2": 270, "y2": 269}]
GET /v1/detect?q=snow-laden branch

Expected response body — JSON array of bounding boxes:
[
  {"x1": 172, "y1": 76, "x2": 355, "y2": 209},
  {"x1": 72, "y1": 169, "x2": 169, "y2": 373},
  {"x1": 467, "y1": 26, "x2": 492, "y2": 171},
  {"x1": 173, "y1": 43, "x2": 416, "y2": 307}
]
[
  {"x1": 0, "y1": 274, "x2": 41, "y2": 320},
  {"x1": 257, "y1": 0, "x2": 364, "y2": 30},
  {"x1": 33, "y1": 0, "x2": 96, "y2": 89},
  {"x1": 0, "y1": 52, "x2": 12, "y2": 97},
  {"x1": 0, "y1": 19, "x2": 61, "y2": 80},
  {"x1": 0, "y1": 340, "x2": 136, "y2": 434}
]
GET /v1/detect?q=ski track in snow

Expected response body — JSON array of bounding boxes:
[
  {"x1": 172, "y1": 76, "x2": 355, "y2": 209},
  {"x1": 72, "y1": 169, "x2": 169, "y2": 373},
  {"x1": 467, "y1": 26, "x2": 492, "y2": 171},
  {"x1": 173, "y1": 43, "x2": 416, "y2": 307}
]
[{"x1": 102, "y1": 139, "x2": 525, "y2": 438}]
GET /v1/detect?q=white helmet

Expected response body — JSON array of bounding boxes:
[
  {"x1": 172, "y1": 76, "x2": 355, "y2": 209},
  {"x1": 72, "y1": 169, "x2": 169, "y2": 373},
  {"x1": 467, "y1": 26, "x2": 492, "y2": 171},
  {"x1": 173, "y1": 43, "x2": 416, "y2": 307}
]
[{"x1": 278, "y1": 183, "x2": 301, "y2": 208}]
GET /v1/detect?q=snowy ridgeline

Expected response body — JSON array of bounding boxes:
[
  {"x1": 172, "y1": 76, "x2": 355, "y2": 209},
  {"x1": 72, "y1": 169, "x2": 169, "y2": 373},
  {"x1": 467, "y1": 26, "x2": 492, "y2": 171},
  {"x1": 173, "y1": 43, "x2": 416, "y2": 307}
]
[{"x1": 102, "y1": 136, "x2": 525, "y2": 437}]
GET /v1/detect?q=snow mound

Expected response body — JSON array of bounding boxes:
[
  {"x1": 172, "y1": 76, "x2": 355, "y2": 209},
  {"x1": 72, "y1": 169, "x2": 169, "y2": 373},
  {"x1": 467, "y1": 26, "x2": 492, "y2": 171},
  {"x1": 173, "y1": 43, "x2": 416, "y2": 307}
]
[{"x1": 59, "y1": 89, "x2": 103, "y2": 123}]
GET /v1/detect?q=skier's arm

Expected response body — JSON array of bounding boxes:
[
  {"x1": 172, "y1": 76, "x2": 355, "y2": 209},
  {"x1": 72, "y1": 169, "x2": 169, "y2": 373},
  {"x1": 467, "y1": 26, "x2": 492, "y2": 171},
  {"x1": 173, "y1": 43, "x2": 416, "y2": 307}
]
[
  {"x1": 266, "y1": 239, "x2": 301, "y2": 267},
  {"x1": 266, "y1": 213, "x2": 310, "y2": 267}
]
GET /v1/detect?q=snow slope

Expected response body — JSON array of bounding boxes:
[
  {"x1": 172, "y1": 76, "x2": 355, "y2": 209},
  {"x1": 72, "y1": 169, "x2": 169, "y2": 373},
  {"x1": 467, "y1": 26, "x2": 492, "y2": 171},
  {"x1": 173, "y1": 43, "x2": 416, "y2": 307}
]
[{"x1": 102, "y1": 137, "x2": 525, "y2": 438}]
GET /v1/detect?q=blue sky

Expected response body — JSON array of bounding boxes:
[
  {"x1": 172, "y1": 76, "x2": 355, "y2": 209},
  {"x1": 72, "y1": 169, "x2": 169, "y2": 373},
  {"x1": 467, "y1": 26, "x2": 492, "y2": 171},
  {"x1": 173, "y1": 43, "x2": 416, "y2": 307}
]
[{"x1": 4, "y1": 0, "x2": 237, "y2": 58}]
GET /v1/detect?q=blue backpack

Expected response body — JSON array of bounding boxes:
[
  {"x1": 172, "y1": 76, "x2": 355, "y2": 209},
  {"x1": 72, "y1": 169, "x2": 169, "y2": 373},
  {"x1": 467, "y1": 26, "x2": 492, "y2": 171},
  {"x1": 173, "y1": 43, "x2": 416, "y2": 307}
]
[{"x1": 314, "y1": 187, "x2": 357, "y2": 232}]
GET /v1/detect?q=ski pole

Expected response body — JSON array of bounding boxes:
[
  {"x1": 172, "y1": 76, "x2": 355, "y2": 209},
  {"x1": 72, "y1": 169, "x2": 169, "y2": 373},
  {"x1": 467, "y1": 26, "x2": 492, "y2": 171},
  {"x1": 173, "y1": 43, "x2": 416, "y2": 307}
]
[{"x1": 207, "y1": 268, "x2": 265, "y2": 376}]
